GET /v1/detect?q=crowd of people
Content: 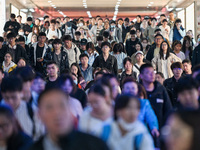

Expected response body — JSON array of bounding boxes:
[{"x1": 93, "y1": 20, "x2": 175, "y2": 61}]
[{"x1": 0, "y1": 11, "x2": 200, "y2": 150}]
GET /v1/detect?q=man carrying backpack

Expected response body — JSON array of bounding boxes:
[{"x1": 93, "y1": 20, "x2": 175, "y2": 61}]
[{"x1": 45, "y1": 19, "x2": 62, "y2": 40}]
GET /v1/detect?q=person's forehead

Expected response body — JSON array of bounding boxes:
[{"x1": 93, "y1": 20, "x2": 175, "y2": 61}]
[{"x1": 40, "y1": 91, "x2": 68, "y2": 104}]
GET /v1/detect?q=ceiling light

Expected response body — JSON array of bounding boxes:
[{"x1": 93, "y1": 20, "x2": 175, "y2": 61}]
[
  {"x1": 29, "y1": 8, "x2": 35, "y2": 12},
  {"x1": 117, "y1": 2, "x2": 120, "y2": 4},
  {"x1": 83, "y1": 2, "x2": 87, "y2": 5},
  {"x1": 48, "y1": 0, "x2": 51, "y2": 2},
  {"x1": 51, "y1": 4, "x2": 55, "y2": 7},
  {"x1": 116, "y1": 4, "x2": 120, "y2": 7},
  {"x1": 150, "y1": 2, "x2": 154, "y2": 4},
  {"x1": 84, "y1": 6, "x2": 87, "y2": 8},
  {"x1": 148, "y1": 4, "x2": 151, "y2": 6},
  {"x1": 54, "y1": 7, "x2": 56, "y2": 8}
]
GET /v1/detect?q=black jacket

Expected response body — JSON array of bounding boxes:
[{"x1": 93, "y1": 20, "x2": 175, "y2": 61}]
[
  {"x1": 145, "y1": 81, "x2": 172, "y2": 128},
  {"x1": 92, "y1": 54, "x2": 118, "y2": 76},
  {"x1": 4, "y1": 20, "x2": 21, "y2": 34},
  {"x1": 192, "y1": 44, "x2": 200, "y2": 66},
  {"x1": 146, "y1": 43, "x2": 156, "y2": 62},
  {"x1": 122, "y1": 24, "x2": 130, "y2": 42},
  {"x1": 120, "y1": 71, "x2": 137, "y2": 86},
  {"x1": 43, "y1": 47, "x2": 69, "y2": 73},
  {"x1": 125, "y1": 38, "x2": 140, "y2": 57},
  {"x1": 0, "y1": 44, "x2": 28, "y2": 64},
  {"x1": 28, "y1": 130, "x2": 109, "y2": 150},
  {"x1": 164, "y1": 76, "x2": 180, "y2": 108},
  {"x1": 7, "y1": 131, "x2": 32, "y2": 150}
]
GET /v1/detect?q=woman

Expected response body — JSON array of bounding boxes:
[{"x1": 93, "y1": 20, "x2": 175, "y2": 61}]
[
  {"x1": 57, "y1": 75, "x2": 83, "y2": 119},
  {"x1": 70, "y1": 63, "x2": 84, "y2": 84},
  {"x1": 102, "y1": 94, "x2": 154, "y2": 150},
  {"x1": 133, "y1": 51, "x2": 145, "y2": 80},
  {"x1": 0, "y1": 105, "x2": 32, "y2": 150},
  {"x1": 182, "y1": 36, "x2": 193, "y2": 60},
  {"x1": 17, "y1": 57, "x2": 26, "y2": 67},
  {"x1": 110, "y1": 43, "x2": 127, "y2": 74},
  {"x1": 131, "y1": 42, "x2": 143, "y2": 64},
  {"x1": 120, "y1": 57, "x2": 137, "y2": 85},
  {"x1": 152, "y1": 41, "x2": 182, "y2": 79},
  {"x1": 85, "y1": 42, "x2": 99, "y2": 66},
  {"x1": 78, "y1": 83, "x2": 113, "y2": 137},
  {"x1": 172, "y1": 40, "x2": 185, "y2": 61},
  {"x1": 162, "y1": 110, "x2": 200, "y2": 150},
  {"x1": 28, "y1": 34, "x2": 37, "y2": 49},
  {"x1": 27, "y1": 25, "x2": 40, "y2": 44},
  {"x1": 2, "y1": 52, "x2": 17, "y2": 73},
  {"x1": 169, "y1": 18, "x2": 186, "y2": 44}
]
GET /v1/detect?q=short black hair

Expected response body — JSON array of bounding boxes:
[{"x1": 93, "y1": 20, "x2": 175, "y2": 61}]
[
  {"x1": 114, "y1": 94, "x2": 140, "y2": 120},
  {"x1": 156, "y1": 72, "x2": 164, "y2": 78},
  {"x1": 97, "y1": 35, "x2": 103, "y2": 41},
  {"x1": 7, "y1": 32, "x2": 16, "y2": 39},
  {"x1": 136, "y1": 15, "x2": 141, "y2": 19},
  {"x1": 175, "y1": 18, "x2": 182, "y2": 23},
  {"x1": 113, "y1": 43, "x2": 123, "y2": 53},
  {"x1": 62, "y1": 35, "x2": 72, "y2": 42},
  {"x1": 182, "y1": 59, "x2": 191, "y2": 65},
  {"x1": 1, "y1": 76, "x2": 23, "y2": 92},
  {"x1": 27, "y1": 17, "x2": 33, "y2": 22},
  {"x1": 88, "y1": 83, "x2": 106, "y2": 97},
  {"x1": 123, "y1": 57, "x2": 132, "y2": 67},
  {"x1": 10, "y1": 14, "x2": 16, "y2": 19},
  {"x1": 160, "y1": 14, "x2": 166, "y2": 17},
  {"x1": 175, "y1": 76, "x2": 199, "y2": 94},
  {"x1": 0, "y1": 37, "x2": 4, "y2": 42},
  {"x1": 171, "y1": 62, "x2": 183, "y2": 71},
  {"x1": 130, "y1": 30, "x2": 136, "y2": 35},
  {"x1": 162, "y1": 19, "x2": 168, "y2": 23},
  {"x1": 11, "y1": 66, "x2": 35, "y2": 82},
  {"x1": 139, "y1": 63, "x2": 153, "y2": 74},
  {"x1": 50, "y1": 19, "x2": 56, "y2": 24},
  {"x1": 46, "y1": 60, "x2": 58, "y2": 67},
  {"x1": 52, "y1": 38, "x2": 62, "y2": 45},
  {"x1": 37, "y1": 88, "x2": 68, "y2": 106},
  {"x1": 17, "y1": 15, "x2": 22, "y2": 18},
  {"x1": 154, "y1": 33, "x2": 164, "y2": 39},
  {"x1": 79, "y1": 53, "x2": 89, "y2": 60},
  {"x1": 154, "y1": 28, "x2": 161, "y2": 33},
  {"x1": 101, "y1": 41, "x2": 111, "y2": 49},
  {"x1": 75, "y1": 31, "x2": 81, "y2": 36},
  {"x1": 38, "y1": 32, "x2": 46, "y2": 37},
  {"x1": 103, "y1": 31, "x2": 110, "y2": 38},
  {"x1": 43, "y1": 15, "x2": 49, "y2": 20},
  {"x1": 118, "y1": 18, "x2": 123, "y2": 21},
  {"x1": 151, "y1": 17, "x2": 157, "y2": 21},
  {"x1": 124, "y1": 17, "x2": 129, "y2": 22},
  {"x1": 18, "y1": 36, "x2": 25, "y2": 42}
]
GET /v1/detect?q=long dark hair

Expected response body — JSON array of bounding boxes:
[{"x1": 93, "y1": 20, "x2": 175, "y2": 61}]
[
  {"x1": 159, "y1": 41, "x2": 170, "y2": 60},
  {"x1": 70, "y1": 63, "x2": 83, "y2": 83},
  {"x1": 182, "y1": 36, "x2": 193, "y2": 54}
]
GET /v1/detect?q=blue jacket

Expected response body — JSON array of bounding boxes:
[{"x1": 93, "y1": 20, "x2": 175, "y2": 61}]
[{"x1": 138, "y1": 99, "x2": 159, "y2": 131}]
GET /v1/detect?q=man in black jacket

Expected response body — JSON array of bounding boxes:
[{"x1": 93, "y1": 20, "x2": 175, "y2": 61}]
[
  {"x1": 122, "y1": 17, "x2": 130, "y2": 42},
  {"x1": 3, "y1": 13, "x2": 21, "y2": 35},
  {"x1": 0, "y1": 32, "x2": 28, "y2": 64},
  {"x1": 44, "y1": 39, "x2": 69, "y2": 74},
  {"x1": 140, "y1": 63, "x2": 172, "y2": 128},
  {"x1": 29, "y1": 88, "x2": 109, "y2": 150},
  {"x1": 164, "y1": 62, "x2": 183, "y2": 108},
  {"x1": 125, "y1": 30, "x2": 140, "y2": 57}
]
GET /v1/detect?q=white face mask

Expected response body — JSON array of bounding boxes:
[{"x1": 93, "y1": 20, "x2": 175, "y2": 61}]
[
  {"x1": 118, "y1": 117, "x2": 136, "y2": 131},
  {"x1": 79, "y1": 23, "x2": 83, "y2": 27},
  {"x1": 73, "y1": 80, "x2": 78, "y2": 85},
  {"x1": 18, "y1": 32, "x2": 24, "y2": 36}
]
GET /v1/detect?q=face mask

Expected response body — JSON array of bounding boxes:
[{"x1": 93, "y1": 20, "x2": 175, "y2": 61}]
[
  {"x1": 73, "y1": 80, "x2": 78, "y2": 85},
  {"x1": 198, "y1": 38, "x2": 200, "y2": 42},
  {"x1": 67, "y1": 27, "x2": 71, "y2": 30},
  {"x1": 18, "y1": 32, "x2": 24, "y2": 36},
  {"x1": 79, "y1": 23, "x2": 83, "y2": 27},
  {"x1": 118, "y1": 117, "x2": 136, "y2": 131},
  {"x1": 111, "y1": 25, "x2": 115, "y2": 28}
]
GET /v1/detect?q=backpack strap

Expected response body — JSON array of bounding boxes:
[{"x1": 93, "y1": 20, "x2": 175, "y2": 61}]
[
  {"x1": 101, "y1": 124, "x2": 111, "y2": 142},
  {"x1": 46, "y1": 29, "x2": 49, "y2": 35},
  {"x1": 134, "y1": 133, "x2": 144, "y2": 150},
  {"x1": 134, "y1": 64, "x2": 140, "y2": 71},
  {"x1": 74, "y1": 47, "x2": 78, "y2": 63},
  {"x1": 57, "y1": 29, "x2": 59, "y2": 37},
  {"x1": 26, "y1": 103, "x2": 36, "y2": 137}
]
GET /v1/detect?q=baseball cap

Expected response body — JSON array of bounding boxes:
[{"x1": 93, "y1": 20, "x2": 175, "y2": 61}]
[
  {"x1": 135, "y1": 51, "x2": 144, "y2": 57},
  {"x1": 81, "y1": 39, "x2": 87, "y2": 45}
]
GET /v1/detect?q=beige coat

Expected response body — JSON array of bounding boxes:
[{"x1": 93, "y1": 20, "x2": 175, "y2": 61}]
[{"x1": 152, "y1": 53, "x2": 182, "y2": 78}]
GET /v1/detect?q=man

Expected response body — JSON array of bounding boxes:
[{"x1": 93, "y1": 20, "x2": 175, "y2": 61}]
[
  {"x1": 95, "y1": 36, "x2": 103, "y2": 55},
  {"x1": 117, "y1": 18, "x2": 123, "y2": 31},
  {"x1": 63, "y1": 35, "x2": 81, "y2": 67},
  {"x1": 74, "y1": 31, "x2": 81, "y2": 49},
  {"x1": 62, "y1": 22, "x2": 76, "y2": 40},
  {"x1": 4, "y1": 13, "x2": 21, "y2": 35},
  {"x1": 0, "y1": 32, "x2": 28, "y2": 64},
  {"x1": 159, "y1": 19, "x2": 170, "y2": 40},
  {"x1": 17, "y1": 35, "x2": 30, "y2": 58},
  {"x1": 144, "y1": 17, "x2": 158, "y2": 44},
  {"x1": 80, "y1": 38, "x2": 87, "y2": 54},
  {"x1": 44, "y1": 39, "x2": 69, "y2": 74},
  {"x1": 126, "y1": 29, "x2": 141, "y2": 57},
  {"x1": 30, "y1": 32, "x2": 50, "y2": 75},
  {"x1": 29, "y1": 88, "x2": 109, "y2": 150},
  {"x1": 46, "y1": 19, "x2": 62, "y2": 40},
  {"x1": 40, "y1": 15, "x2": 50, "y2": 32},
  {"x1": 157, "y1": 14, "x2": 166, "y2": 27},
  {"x1": 168, "y1": 11, "x2": 175, "y2": 29},
  {"x1": 17, "y1": 15, "x2": 24, "y2": 28},
  {"x1": 23, "y1": 17, "x2": 34, "y2": 37},
  {"x1": 122, "y1": 17, "x2": 130, "y2": 42},
  {"x1": 99, "y1": 22, "x2": 110, "y2": 36},
  {"x1": 192, "y1": 38, "x2": 200, "y2": 66},
  {"x1": 79, "y1": 53, "x2": 93, "y2": 82},
  {"x1": 175, "y1": 76, "x2": 199, "y2": 110},
  {"x1": 1, "y1": 76, "x2": 45, "y2": 140},
  {"x1": 134, "y1": 15, "x2": 142, "y2": 30},
  {"x1": 93, "y1": 41, "x2": 118, "y2": 76},
  {"x1": 182, "y1": 59, "x2": 192, "y2": 75},
  {"x1": 146, "y1": 34, "x2": 164, "y2": 62},
  {"x1": 164, "y1": 62, "x2": 183, "y2": 108},
  {"x1": 45, "y1": 61, "x2": 59, "y2": 89},
  {"x1": 109, "y1": 20, "x2": 122, "y2": 43},
  {"x1": 140, "y1": 63, "x2": 172, "y2": 128}
]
